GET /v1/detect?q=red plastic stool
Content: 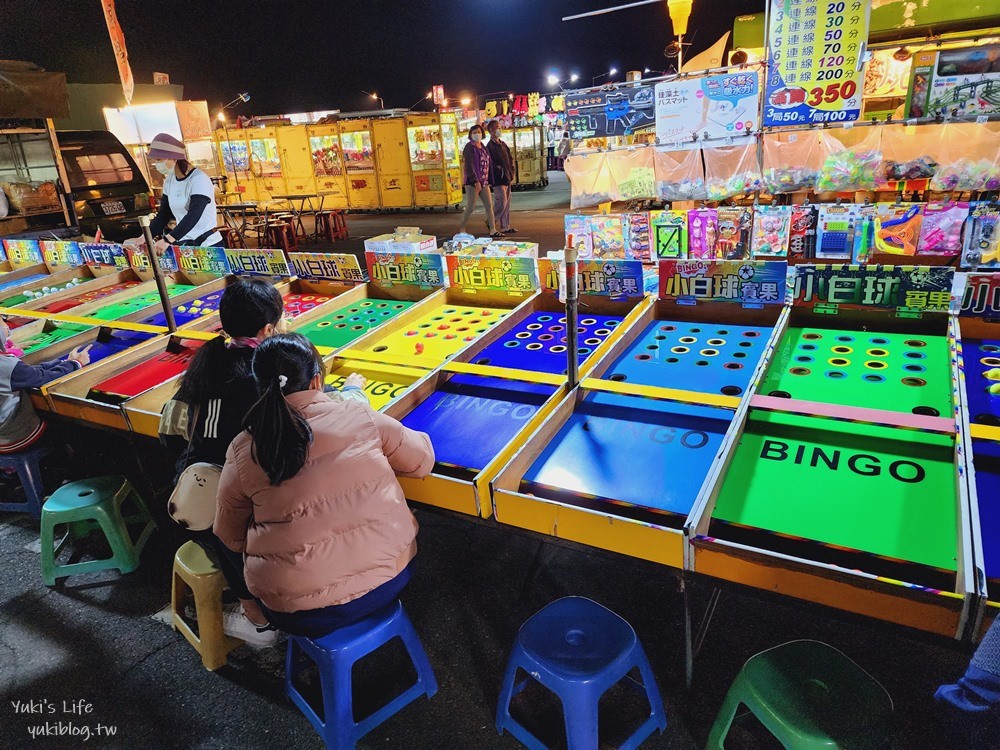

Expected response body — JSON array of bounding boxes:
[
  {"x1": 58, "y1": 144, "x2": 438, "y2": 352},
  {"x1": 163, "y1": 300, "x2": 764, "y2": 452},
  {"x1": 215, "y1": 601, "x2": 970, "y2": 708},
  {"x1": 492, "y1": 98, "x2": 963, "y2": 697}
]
[
  {"x1": 265, "y1": 222, "x2": 297, "y2": 253},
  {"x1": 316, "y1": 210, "x2": 348, "y2": 242},
  {"x1": 220, "y1": 227, "x2": 244, "y2": 249}
]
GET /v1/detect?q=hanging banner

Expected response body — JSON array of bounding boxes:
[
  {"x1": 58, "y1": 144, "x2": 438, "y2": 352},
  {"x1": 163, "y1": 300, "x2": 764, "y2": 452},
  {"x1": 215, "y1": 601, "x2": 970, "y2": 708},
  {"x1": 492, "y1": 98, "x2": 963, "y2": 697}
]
[
  {"x1": 289, "y1": 252, "x2": 366, "y2": 282},
  {"x1": 655, "y1": 71, "x2": 760, "y2": 144},
  {"x1": 565, "y1": 86, "x2": 655, "y2": 139},
  {"x1": 100, "y1": 0, "x2": 134, "y2": 105},
  {"x1": 763, "y1": 0, "x2": 871, "y2": 126}
]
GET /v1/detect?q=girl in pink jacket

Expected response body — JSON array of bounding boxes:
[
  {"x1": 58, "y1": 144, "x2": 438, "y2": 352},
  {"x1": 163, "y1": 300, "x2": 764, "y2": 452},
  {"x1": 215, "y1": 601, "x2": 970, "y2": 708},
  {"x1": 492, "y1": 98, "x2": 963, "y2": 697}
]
[{"x1": 214, "y1": 333, "x2": 434, "y2": 637}]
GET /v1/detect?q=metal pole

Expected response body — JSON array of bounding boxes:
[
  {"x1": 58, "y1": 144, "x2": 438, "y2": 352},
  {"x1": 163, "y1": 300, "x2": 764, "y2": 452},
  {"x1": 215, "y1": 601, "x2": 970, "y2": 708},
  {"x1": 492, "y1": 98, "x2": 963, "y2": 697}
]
[
  {"x1": 677, "y1": 33, "x2": 684, "y2": 73},
  {"x1": 139, "y1": 214, "x2": 177, "y2": 332},
  {"x1": 565, "y1": 244, "x2": 580, "y2": 388}
]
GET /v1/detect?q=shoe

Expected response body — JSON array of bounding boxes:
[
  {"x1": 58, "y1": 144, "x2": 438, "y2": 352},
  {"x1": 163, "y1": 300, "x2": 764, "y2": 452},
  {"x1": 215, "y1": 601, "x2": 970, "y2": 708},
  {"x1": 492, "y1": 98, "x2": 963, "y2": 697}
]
[
  {"x1": 184, "y1": 600, "x2": 239, "y2": 622},
  {"x1": 222, "y1": 608, "x2": 279, "y2": 648},
  {"x1": 504, "y1": 228, "x2": 518, "y2": 234},
  {"x1": 491, "y1": 232, "x2": 504, "y2": 239}
]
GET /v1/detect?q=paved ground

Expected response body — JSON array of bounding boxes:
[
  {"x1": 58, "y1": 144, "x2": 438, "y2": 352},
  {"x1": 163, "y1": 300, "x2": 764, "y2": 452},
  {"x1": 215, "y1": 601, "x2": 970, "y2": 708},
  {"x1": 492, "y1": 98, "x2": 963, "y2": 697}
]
[
  {"x1": 2, "y1": 184, "x2": 999, "y2": 749},
  {"x1": 286, "y1": 171, "x2": 576, "y2": 257}
]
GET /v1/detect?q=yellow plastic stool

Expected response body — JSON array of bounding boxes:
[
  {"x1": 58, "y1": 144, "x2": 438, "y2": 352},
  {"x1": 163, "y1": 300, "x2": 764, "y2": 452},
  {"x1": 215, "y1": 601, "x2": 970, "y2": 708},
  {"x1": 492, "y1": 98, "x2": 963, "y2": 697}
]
[{"x1": 171, "y1": 541, "x2": 242, "y2": 671}]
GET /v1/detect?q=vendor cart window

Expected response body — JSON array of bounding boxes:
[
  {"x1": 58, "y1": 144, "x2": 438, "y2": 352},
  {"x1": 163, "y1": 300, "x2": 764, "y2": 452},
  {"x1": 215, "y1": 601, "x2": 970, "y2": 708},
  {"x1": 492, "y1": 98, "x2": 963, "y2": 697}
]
[
  {"x1": 309, "y1": 135, "x2": 343, "y2": 176},
  {"x1": 220, "y1": 140, "x2": 249, "y2": 173},
  {"x1": 341, "y1": 131, "x2": 374, "y2": 172},
  {"x1": 441, "y1": 124, "x2": 459, "y2": 167},
  {"x1": 64, "y1": 151, "x2": 133, "y2": 189},
  {"x1": 407, "y1": 126, "x2": 443, "y2": 170},
  {"x1": 249, "y1": 138, "x2": 282, "y2": 177}
]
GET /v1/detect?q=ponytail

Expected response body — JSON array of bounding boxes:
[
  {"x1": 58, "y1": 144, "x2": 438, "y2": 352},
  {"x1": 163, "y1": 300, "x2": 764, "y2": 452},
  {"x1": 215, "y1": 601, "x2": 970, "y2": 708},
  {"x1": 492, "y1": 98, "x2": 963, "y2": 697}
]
[{"x1": 244, "y1": 333, "x2": 324, "y2": 485}]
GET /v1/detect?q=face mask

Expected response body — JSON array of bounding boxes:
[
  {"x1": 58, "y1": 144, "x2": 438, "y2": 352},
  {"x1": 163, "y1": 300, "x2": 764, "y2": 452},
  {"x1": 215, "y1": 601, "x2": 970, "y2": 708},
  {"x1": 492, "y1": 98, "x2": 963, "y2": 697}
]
[
  {"x1": 492, "y1": 130, "x2": 501, "y2": 138},
  {"x1": 154, "y1": 162, "x2": 172, "y2": 176},
  {"x1": 471, "y1": 133, "x2": 482, "y2": 142}
]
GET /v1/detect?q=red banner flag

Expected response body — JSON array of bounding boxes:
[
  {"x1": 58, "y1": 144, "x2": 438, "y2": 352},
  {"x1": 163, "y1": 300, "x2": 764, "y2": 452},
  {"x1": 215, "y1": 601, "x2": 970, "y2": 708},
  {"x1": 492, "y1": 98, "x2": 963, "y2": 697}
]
[{"x1": 100, "y1": 0, "x2": 134, "y2": 105}]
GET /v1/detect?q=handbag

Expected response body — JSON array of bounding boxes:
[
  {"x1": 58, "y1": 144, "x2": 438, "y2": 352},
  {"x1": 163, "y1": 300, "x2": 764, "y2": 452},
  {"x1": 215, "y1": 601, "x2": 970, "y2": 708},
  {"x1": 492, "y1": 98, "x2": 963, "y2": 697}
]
[{"x1": 166, "y1": 404, "x2": 222, "y2": 531}]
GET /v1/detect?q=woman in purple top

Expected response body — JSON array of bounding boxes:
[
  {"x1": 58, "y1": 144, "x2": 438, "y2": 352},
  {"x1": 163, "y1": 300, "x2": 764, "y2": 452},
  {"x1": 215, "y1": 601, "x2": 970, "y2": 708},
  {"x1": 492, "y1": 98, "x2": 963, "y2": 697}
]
[{"x1": 459, "y1": 124, "x2": 501, "y2": 237}]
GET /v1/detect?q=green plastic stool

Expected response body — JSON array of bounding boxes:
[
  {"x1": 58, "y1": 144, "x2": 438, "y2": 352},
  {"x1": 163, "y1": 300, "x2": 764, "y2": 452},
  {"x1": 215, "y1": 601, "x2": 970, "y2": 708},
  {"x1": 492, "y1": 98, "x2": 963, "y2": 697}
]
[
  {"x1": 707, "y1": 640, "x2": 893, "y2": 750},
  {"x1": 40, "y1": 476, "x2": 155, "y2": 586}
]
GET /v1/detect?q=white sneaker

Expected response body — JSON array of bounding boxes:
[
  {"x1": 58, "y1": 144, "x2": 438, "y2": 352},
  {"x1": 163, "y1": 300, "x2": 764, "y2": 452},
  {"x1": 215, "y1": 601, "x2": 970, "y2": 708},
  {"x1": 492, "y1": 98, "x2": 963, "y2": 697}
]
[{"x1": 222, "y1": 608, "x2": 279, "y2": 648}]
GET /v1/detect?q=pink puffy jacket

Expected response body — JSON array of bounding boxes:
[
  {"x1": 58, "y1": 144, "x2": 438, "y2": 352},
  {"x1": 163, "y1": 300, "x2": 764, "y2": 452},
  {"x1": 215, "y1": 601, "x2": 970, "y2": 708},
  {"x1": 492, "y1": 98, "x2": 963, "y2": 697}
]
[{"x1": 214, "y1": 389, "x2": 434, "y2": 613}]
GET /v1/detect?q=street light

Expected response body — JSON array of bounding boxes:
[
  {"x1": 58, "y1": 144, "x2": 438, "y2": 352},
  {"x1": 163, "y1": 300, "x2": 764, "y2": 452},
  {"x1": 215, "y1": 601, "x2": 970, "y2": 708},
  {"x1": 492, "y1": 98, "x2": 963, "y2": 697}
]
[
  {"x1": 460, "y1": 97, "x2": 471, "y2": 106},
  {"x1": 592, "y1": 68, "x2": 618, "y2": 85},
  {"x1": 408, "y1": 92, "x2": 434, "y2": 110},
  {"x1": 547, "y1": 74, "x2": 559, "y2": 86},
  {"x1": 570, "y1": 73, "x2": 579, "y2": 83},
  {"x1": 362, "y1": 90, "x2": 384, "y2": 109}
]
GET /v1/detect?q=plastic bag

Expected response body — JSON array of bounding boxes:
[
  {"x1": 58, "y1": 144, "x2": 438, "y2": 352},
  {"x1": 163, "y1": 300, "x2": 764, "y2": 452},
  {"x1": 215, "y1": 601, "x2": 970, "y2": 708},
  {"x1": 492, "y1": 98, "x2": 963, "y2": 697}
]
[
  {"x1": 879, "y1": 123, "x2": 941, "y2": 184},
  {"x1": 606, "y1": 148, "x2": 655, "y2": 201},
  {"x1": 703, "y1": 141, "x2": 764, "y2": 200},
  {"x1": 814, "y1": 127, "x2": 883, "y2": 193},
  {"x1": 762, "y1": 130, "x2": 822, "y2": 193},
  {"x1": 653, "y1": 146, "x2": 706, "y2": 201},
  {"x1": 929, "y1": 122, "x2": 1000, "y2": 191},
  {"x1": 564, "y1": 151, "x2": 614, "y2": 209}
]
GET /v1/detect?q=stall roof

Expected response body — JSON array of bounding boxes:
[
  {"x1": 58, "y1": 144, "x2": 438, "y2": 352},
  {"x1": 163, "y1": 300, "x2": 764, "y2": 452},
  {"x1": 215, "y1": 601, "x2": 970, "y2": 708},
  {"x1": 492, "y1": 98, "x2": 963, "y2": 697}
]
[{"x1": 0, "y1": 60, "x2": 70, "y2": 119}]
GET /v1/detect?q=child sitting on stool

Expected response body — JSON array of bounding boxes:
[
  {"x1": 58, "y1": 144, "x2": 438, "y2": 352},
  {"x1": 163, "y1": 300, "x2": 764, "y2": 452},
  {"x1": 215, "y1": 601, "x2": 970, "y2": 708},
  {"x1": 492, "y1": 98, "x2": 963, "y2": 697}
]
[
  {"x1": 0, "y1": 316, "x2": 90, "y2": 458},
  {"x1": 215, "y1": 333, "x2": 434, "y2": 638}
]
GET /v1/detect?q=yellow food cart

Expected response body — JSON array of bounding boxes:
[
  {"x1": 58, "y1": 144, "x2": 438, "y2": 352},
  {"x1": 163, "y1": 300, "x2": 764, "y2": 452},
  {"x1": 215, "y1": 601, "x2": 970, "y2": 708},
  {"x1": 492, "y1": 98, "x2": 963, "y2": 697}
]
[
  {"x1": 338, "y1": 118, "x2": 380, "y2": 210},
  {"x1": 372, "y1": 117, "x2": 413, "y2": 208},
  {"x1": 511, "y1": 124, "x2": 547, "y2": 189},
  {"x1": 305, "y1": 123, "x2": 349, "y2": 209},
  {"x1": 275, "y1": 125, "x2": 316, "y2": 197},
  {"x1": 406, "y1": 112, "x2": 463, "y2": 208},
  {"x1": 247, "y1": 126, "x2": 286, "y2": 201}
]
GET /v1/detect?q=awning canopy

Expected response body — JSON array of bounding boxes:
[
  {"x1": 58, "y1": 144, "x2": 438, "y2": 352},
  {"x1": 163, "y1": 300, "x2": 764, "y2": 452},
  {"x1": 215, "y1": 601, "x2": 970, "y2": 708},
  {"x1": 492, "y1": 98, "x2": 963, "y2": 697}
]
[{"x1": 0, "y1": 60, "x2": 70, "y2": 119}]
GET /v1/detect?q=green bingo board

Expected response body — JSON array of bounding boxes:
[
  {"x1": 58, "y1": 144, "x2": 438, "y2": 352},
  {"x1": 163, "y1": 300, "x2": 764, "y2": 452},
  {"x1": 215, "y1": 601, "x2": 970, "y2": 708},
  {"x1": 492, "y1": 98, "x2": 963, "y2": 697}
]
[
  {"x1": 759, "y1": 326, "x2": 952, "y2": 416},
  {"x1": 712, "y1": 410, "x2": 957, "y2": 572},
  {"x1": 82, "y1": 285, "x2": 196, "y2": 321},
  {"x1": 296, "y1": 298, "x2": 415, "y2": 349}
]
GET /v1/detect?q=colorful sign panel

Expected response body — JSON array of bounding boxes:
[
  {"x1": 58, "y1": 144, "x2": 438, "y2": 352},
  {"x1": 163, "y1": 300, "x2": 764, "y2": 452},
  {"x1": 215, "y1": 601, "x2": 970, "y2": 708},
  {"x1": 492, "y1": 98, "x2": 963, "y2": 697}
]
[
  {"x1": 791, "y1": 264, "x2": 954, "y2": 312},
  {"x1": 960, "y1": 273, "x2": 1000, "y2": 319},
  {"x1": 538, "y1": 258, "x2": 644, "y2": 300},
  {"x1": 655, "y1": 71, "x2": 760, "y2": 144},
  {"x1": 40, "y1": 241, "x2": 84, "y2": 270},
  {"x1": 173, "y1": 246, "x2": 231, "y2": 277},
  {"x1": 1, "y1": 239, "x2": 43, "y2": 269},
  {"x1": 80, "y1": 242, "x2": 130, "y2": 271},
  {"x1": 565, "y1": 86, "x2": 655, "y2": 139},
  {"x1": 365, "y1": 251, "x2": 446, "y2": 290},
  {"x1": 126, "y1": 244, "x2": 178, "y2": 274},
  {"x1": 659, "y1": 260, "x2": 788, "y2": 305},
  {"x1": 445, "y1": 255, "x2": 537, "y2": 295},
  {"x1": 289, "y1": 252, "x2": 366, "y2": 282},
  {"x1": 763, "y1": 0, "x2": 871, "y2": 126},
  {"x1": 224, "y1": 248, "x2": 291, "y2": 278}
]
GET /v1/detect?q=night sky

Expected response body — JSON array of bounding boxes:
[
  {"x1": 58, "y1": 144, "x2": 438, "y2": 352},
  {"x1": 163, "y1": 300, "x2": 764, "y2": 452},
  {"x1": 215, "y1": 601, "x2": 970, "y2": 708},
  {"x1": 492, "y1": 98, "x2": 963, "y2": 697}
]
[{"x1": 3, "y1": 0, "x2": 763, "y2": 115}]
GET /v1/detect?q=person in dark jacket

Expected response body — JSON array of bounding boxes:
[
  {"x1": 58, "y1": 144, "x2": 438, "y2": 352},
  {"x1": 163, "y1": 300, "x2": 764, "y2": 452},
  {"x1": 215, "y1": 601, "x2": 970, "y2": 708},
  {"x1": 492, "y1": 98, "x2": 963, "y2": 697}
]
[
  {"x1": 159, "y1": 279, "x2": 286, "y2": 646},
  {"x1": 159, "y1": 278, "x2": 367, "y2": 646},
  {"x1": 0, "y1": 317, "x2": 90, "y2": 454},
  {"x1": 486, "y1": 120, "x2": 517, "y2": 234},
  {"x1": 458, "y1": 124, "x2": 501, "y2": 237}
]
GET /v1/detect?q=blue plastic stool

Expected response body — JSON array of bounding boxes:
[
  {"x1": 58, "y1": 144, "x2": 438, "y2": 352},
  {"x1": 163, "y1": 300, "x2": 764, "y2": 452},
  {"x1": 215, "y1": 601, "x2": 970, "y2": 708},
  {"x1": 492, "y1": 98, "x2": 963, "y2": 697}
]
[
  {"x1": 285, "y1": 599, "x2": 437, "y2": 749},
  {"x1": 496, "y1": 596, "x2": 668, "y2": 749},
  {"x1": 0, "y1": 443, "x2": 51, "y2": 517}
]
